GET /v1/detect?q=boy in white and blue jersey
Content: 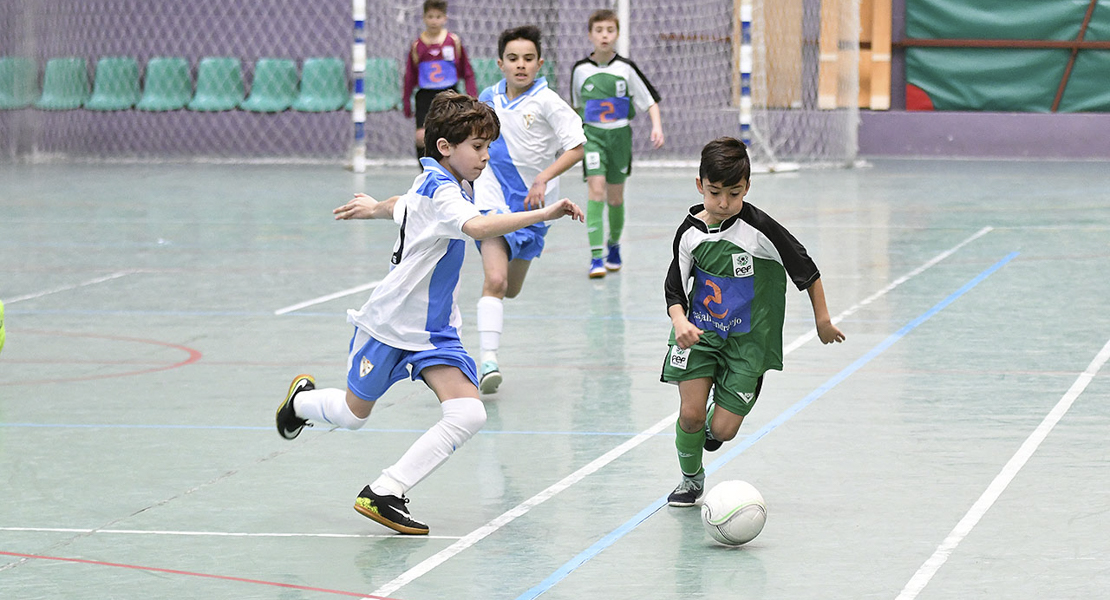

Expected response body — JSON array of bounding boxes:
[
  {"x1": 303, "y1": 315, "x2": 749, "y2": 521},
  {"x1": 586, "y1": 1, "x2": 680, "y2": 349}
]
[
  {"x1": 472, "y1": 24, "x2": 587, "y2": 394},
  {"x1": 275, "y1": 91, "x2": 584, "y2": 535}
]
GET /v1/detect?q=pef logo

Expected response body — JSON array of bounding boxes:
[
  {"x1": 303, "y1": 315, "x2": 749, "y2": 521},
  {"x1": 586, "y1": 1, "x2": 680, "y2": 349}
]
[
  {"x1": 669, "y1": 345, "x2": 690, "y2": 370},
  {"x1": 732, "y1": 252, "x2": 754, "y2": 278}
]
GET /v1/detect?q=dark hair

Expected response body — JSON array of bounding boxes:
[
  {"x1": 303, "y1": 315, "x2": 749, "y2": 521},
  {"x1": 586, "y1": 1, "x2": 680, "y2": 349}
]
[
  {"x1": 423, "y1": 0, "x2": 447, "y2": 14},
  {"x1": 588, "y1": 9, "x2": 619, "y2": 31},
  {"x1": 699, "y1": 137, "x2": 751, "y2": 186},
  {"x1": 498, "y1": 25, "x2": 543, "y2": 59},
  {"x1": 423, "y1": 90, "x2": 500, "y2": 161}
]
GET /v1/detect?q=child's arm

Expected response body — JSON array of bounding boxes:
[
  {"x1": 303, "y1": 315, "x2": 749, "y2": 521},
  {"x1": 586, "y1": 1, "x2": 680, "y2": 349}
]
[
  {"x1": 806, "y1": 277, "x2": 845, "y2": 344},
  {"x1": 333, "y1": 193, "x2": 401, "y2": 220},
  {"x1": 668, "y1": 304, "x2": 703, "y2": 349},
  {"x1": 523, "y1": 144, "x2": 585, "y2": 209},
  {"x1": 455, "y1": 36, "x2": 477, "y2": 96},
  {"x1": 648, "y1": 104, "x2": 664, "y2": 149},
  {"x1": 463, "y1": 198, "x2": 584, "y2": 240},
  {"x1": 403, "y1": 43, "x2": 418, "y2": 119}
]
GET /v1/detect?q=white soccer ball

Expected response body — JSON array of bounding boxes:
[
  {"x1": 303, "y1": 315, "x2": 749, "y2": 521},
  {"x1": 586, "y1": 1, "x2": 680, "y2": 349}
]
[{"x1": 701, "y1": 480, "x2": 766, "y2": 546}]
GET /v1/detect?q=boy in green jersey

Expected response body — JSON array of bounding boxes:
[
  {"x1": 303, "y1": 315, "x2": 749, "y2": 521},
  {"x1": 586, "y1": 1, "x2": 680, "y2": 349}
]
[
  {"x1": 571, "y1": 9, "x2": 664, "y2": 278},
  {"x1": 660, "y1": 137, "x2": 845, "y2": 506}
]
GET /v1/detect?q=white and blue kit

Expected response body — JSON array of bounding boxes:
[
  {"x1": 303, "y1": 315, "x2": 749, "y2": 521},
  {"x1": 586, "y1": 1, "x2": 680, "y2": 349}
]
[
  {"x1": 345, "y1": 157, "x2": 482, "y2": 399},
  {"x1": 474, "y1": 76, "x2": 586, "y2": 260}
]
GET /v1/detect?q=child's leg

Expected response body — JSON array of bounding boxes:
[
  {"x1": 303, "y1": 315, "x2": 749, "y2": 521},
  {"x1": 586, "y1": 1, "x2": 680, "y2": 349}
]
[
  {"x1": 605, "y1": 182, "x2": 625, "y2": 246},
  {"x1": 371, "y1": 365, "x2": 486, "y2": 496},
  {"x1": 294, "y1": 387, "x2": 372, "y2": 429},
  {"x1": 586, "y1": 174, "x2": 608, "y2": 260},
  {"x1": 676, "y1": 377, "x2": 713, "y2": 476},
  {"x1": 477, "y1": 238, "x2": 511, "y2": 362}
]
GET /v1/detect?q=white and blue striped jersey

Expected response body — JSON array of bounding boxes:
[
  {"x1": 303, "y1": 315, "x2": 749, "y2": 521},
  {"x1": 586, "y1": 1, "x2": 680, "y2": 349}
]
[
  {"x1": 474, "y1": 76, "x2": 586, "y2": 215},
  {"x1": 347, "y1": 158, "x2": 482, "y2": 351}
]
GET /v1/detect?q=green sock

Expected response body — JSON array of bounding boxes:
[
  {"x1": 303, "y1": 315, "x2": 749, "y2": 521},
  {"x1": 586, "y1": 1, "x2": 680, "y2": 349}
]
[
  {"x1": 587, "y1": 200, "x2": 606, "y2": 259},
  {"x1": 675, "y1": 420, "x2": 705, "y2": 477},
  {"x1": 607, "y1": 203, "x2": 625, "y2": 246}
]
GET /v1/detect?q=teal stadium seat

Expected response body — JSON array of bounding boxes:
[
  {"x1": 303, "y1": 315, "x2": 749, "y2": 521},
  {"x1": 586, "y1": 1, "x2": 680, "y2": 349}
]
[
  {"x1": 364, "y1": 57, "x2": 402, "y2": 112},
  {"x1": 293, "y1": 57, "x2": 346, "y2": 112},
  {"x1": 85, "y1": 56, "x2": 141, "y2": 111},
  {"x1": 187, "y1": 57, "x2": 244, "y2": 112},
  {"x1": 240, "y1": 58, "x2": 298, "y2": 113},
  {"x1": 35, "y1": 57, "x2": 89, "y2": 110},
  {"x1": 136, "y1": 57, "x2": 192, "y2": 111},
  {"x1": 0, "y1": 56, "x2": 38, "y2": 109},
  {"x1": 473, "y1": 58, "x2": 501, "y2": 92}
]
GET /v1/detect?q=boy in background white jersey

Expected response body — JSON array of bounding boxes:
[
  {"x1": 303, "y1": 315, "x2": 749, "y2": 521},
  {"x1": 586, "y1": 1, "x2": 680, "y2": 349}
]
[
  {"x1": 275, "y1": 91, "x2": 584, "y2": 535},
  {"x1": 473, "y1": 24, "x2": 587, "y2": 394}
]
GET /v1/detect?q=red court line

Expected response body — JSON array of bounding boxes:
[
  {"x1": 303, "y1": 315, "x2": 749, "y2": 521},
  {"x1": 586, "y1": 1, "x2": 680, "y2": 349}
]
[
  {"x1": 0, "y1": 550, "x2": 399, "y2": 599},
  {"x1": 1, "y1": 330, "x2": 203, "y2": 386}
]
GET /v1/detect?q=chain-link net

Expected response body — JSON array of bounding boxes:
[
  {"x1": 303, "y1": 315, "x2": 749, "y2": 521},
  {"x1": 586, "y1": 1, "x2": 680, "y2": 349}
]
[{"x1": 0, "y1": 0, "x2": 857, "y2": 165}]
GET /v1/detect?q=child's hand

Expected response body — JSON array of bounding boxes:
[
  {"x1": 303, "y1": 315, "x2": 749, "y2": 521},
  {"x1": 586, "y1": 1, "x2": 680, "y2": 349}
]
[
  {"x1": 650, "y1": 126, "x2": 665, "y2": 149},
  {"x1": 816, "y1": 319, "x2": 845, "y2": 344},
  {"x1": 542, "y1": 198, "x2": 585, "y2": 223},
  {"x1": 524, "y1": 179, "x2": 548, "y2": 209},
  {"x1": 333, "y1": 193, "x2": 379, "y2": 220},
  {"x1": 673, "y1": 317, "x2": 704, "y2": 349}
]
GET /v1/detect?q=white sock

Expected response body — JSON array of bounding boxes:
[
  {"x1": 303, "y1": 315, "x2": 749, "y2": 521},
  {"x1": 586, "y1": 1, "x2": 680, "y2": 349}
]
[
  {"x1": 294, "y1": 388, "x2": 368, "y2": 430},
  {"x1": 476, "y1": 296, "x2": 503, "y2": 355},
  {"x1": 377, "y1": 397, "x2": 486, "y2": 494}
]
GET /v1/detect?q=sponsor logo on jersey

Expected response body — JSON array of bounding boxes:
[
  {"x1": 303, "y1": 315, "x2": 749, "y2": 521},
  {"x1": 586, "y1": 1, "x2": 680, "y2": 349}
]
[
  {"x1": 586, "y1": 151, "x2": 601, "y2": 170},
  {"x1": 732, "y1": 252, "x2": 754, "y2": 277},
  {"x1": 360, "y1": 356, "x2": 373, "y2": 377},
  {"x1": 615, "y1": 80, "x2": 627, "y2": 97},
  {"x1": 669, "y1": 345, "x2": 690, "y2": 370}
]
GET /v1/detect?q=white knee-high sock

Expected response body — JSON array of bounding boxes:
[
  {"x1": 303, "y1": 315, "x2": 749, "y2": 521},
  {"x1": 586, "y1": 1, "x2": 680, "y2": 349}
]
[
  {"x1": 374, "y1": 397, "x2": 486, "y2": 496},
  {"x1": 294, "y1": 388, "x2": 368, "y2": 430},
  {"x1": 476, "y1": 296, "x2": 503, "y2": 357}
]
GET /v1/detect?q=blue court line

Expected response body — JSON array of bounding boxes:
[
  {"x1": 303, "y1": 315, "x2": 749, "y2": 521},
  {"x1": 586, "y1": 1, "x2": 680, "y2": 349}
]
[{"x1": 515, "y1": 251, "x2": 1019, "y2": 600}]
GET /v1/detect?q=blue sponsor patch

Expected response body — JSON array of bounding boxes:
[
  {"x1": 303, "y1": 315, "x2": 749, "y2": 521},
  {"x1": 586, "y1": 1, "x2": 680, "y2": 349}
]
[
  {"x1": 689, "y1": 267, "x2": 753, "y2": 337},
  {"x1": 418, "y1": 60, "x2": 458, "y2": 89},
  {"x1": 584, "y1": 97, "x2": 631, "y2": 123}
]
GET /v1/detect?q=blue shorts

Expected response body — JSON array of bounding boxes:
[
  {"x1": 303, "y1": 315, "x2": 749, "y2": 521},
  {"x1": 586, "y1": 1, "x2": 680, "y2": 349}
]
[
  {"x1": 475, "y1": 221, "x2": 547, "y2": 262},
  {"x1": 345, "y1": 327, "x2": 478, "y2": 401}
]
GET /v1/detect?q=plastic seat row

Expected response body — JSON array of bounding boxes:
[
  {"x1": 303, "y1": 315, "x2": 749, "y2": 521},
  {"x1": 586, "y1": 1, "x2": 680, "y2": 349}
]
[{"x1": 0, "y1": 56, "x2": 404, "y2": 113}]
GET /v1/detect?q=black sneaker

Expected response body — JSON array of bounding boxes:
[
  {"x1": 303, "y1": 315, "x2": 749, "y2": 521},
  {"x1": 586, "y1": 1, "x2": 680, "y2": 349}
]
[
  {"x1": 275, "y1": 374, "x2": 314, "y2": 440},
  {"x1": 703, "y1": 401, "x2": 722, "y2": 451},
  {"x1": 667, "y1": 472, "x2": 705, "y2": 507},
  {"x1": 353, "y1": 486, "x2": 429, "y2": 535}
]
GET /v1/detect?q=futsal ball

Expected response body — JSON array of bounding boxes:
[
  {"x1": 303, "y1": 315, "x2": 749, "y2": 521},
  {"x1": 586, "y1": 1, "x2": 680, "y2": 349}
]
[{"x1": 701, "y1": 480, "x2": 766, "y2": 546}]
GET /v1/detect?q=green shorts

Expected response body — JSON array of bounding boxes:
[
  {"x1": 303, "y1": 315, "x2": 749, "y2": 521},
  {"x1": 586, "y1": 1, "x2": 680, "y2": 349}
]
[
  {"x1": 660, "y1": 342, "x2": 765, "y2": 417},
  {"x1": 582, "y1": 125, "x2": 632, "y2": 184}
]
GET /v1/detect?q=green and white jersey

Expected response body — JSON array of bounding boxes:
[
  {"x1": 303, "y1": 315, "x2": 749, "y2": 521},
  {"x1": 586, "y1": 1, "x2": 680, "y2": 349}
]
[
  {"x1": 663, "y1": 203, "x2": 820, "y2": 375},
  {"x1": 570, "y1": 54, "x2": 661, "y2": 130}
]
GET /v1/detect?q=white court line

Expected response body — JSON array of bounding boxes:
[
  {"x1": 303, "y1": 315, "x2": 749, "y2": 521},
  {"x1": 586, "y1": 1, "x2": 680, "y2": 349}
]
[
  {"x1": 896, "y1": 335, "x2": 1110, "y2": 600},
  {"x1": 784, "y1": 226, "x2": 992, "y2": 354},
  {"x1": 4, "y1": 271, "x2": 137, "y2": 305},
  {"x1": 0, "y1": 526, "x2": 461, "y2": 540},
  {"x1": 274, "y1": 280, "x2": 383, "y2": 315},
  {"x1": 369, "y1": 227, "x2": 994, "y2": 598}
]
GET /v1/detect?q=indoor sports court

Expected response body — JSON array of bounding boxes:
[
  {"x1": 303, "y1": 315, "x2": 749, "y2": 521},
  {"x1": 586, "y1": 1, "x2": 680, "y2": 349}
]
[
  {"x1": 3, "y1": 1, "x2": 1110, "y2": 599},
  {"x1": 3, "y1": 158, "x2": 1109, "y2": 599}
]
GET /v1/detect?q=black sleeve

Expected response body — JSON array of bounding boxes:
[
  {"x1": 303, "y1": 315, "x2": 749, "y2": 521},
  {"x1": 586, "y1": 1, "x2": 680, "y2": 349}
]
[
  {"x1": 663, "y1": 222, "x2": 690, "y2": 314},
  {"x1": 741, "y1": 203, "x2": 820, "y2": 291}
]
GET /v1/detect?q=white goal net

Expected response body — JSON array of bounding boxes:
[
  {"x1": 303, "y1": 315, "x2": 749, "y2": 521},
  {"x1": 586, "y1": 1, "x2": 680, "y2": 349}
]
[{"x1": 0, "y1": 0, "x2": 857, "y2": 166}]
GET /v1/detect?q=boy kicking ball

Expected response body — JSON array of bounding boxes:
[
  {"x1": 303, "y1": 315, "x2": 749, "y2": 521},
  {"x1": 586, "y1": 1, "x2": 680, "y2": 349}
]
[
  {"x1": 276, "y1": 91, "x2": 584, "y2": 534},
  {"x1": 661, "y1": 137, "x2": 845, "y2": 507}
]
